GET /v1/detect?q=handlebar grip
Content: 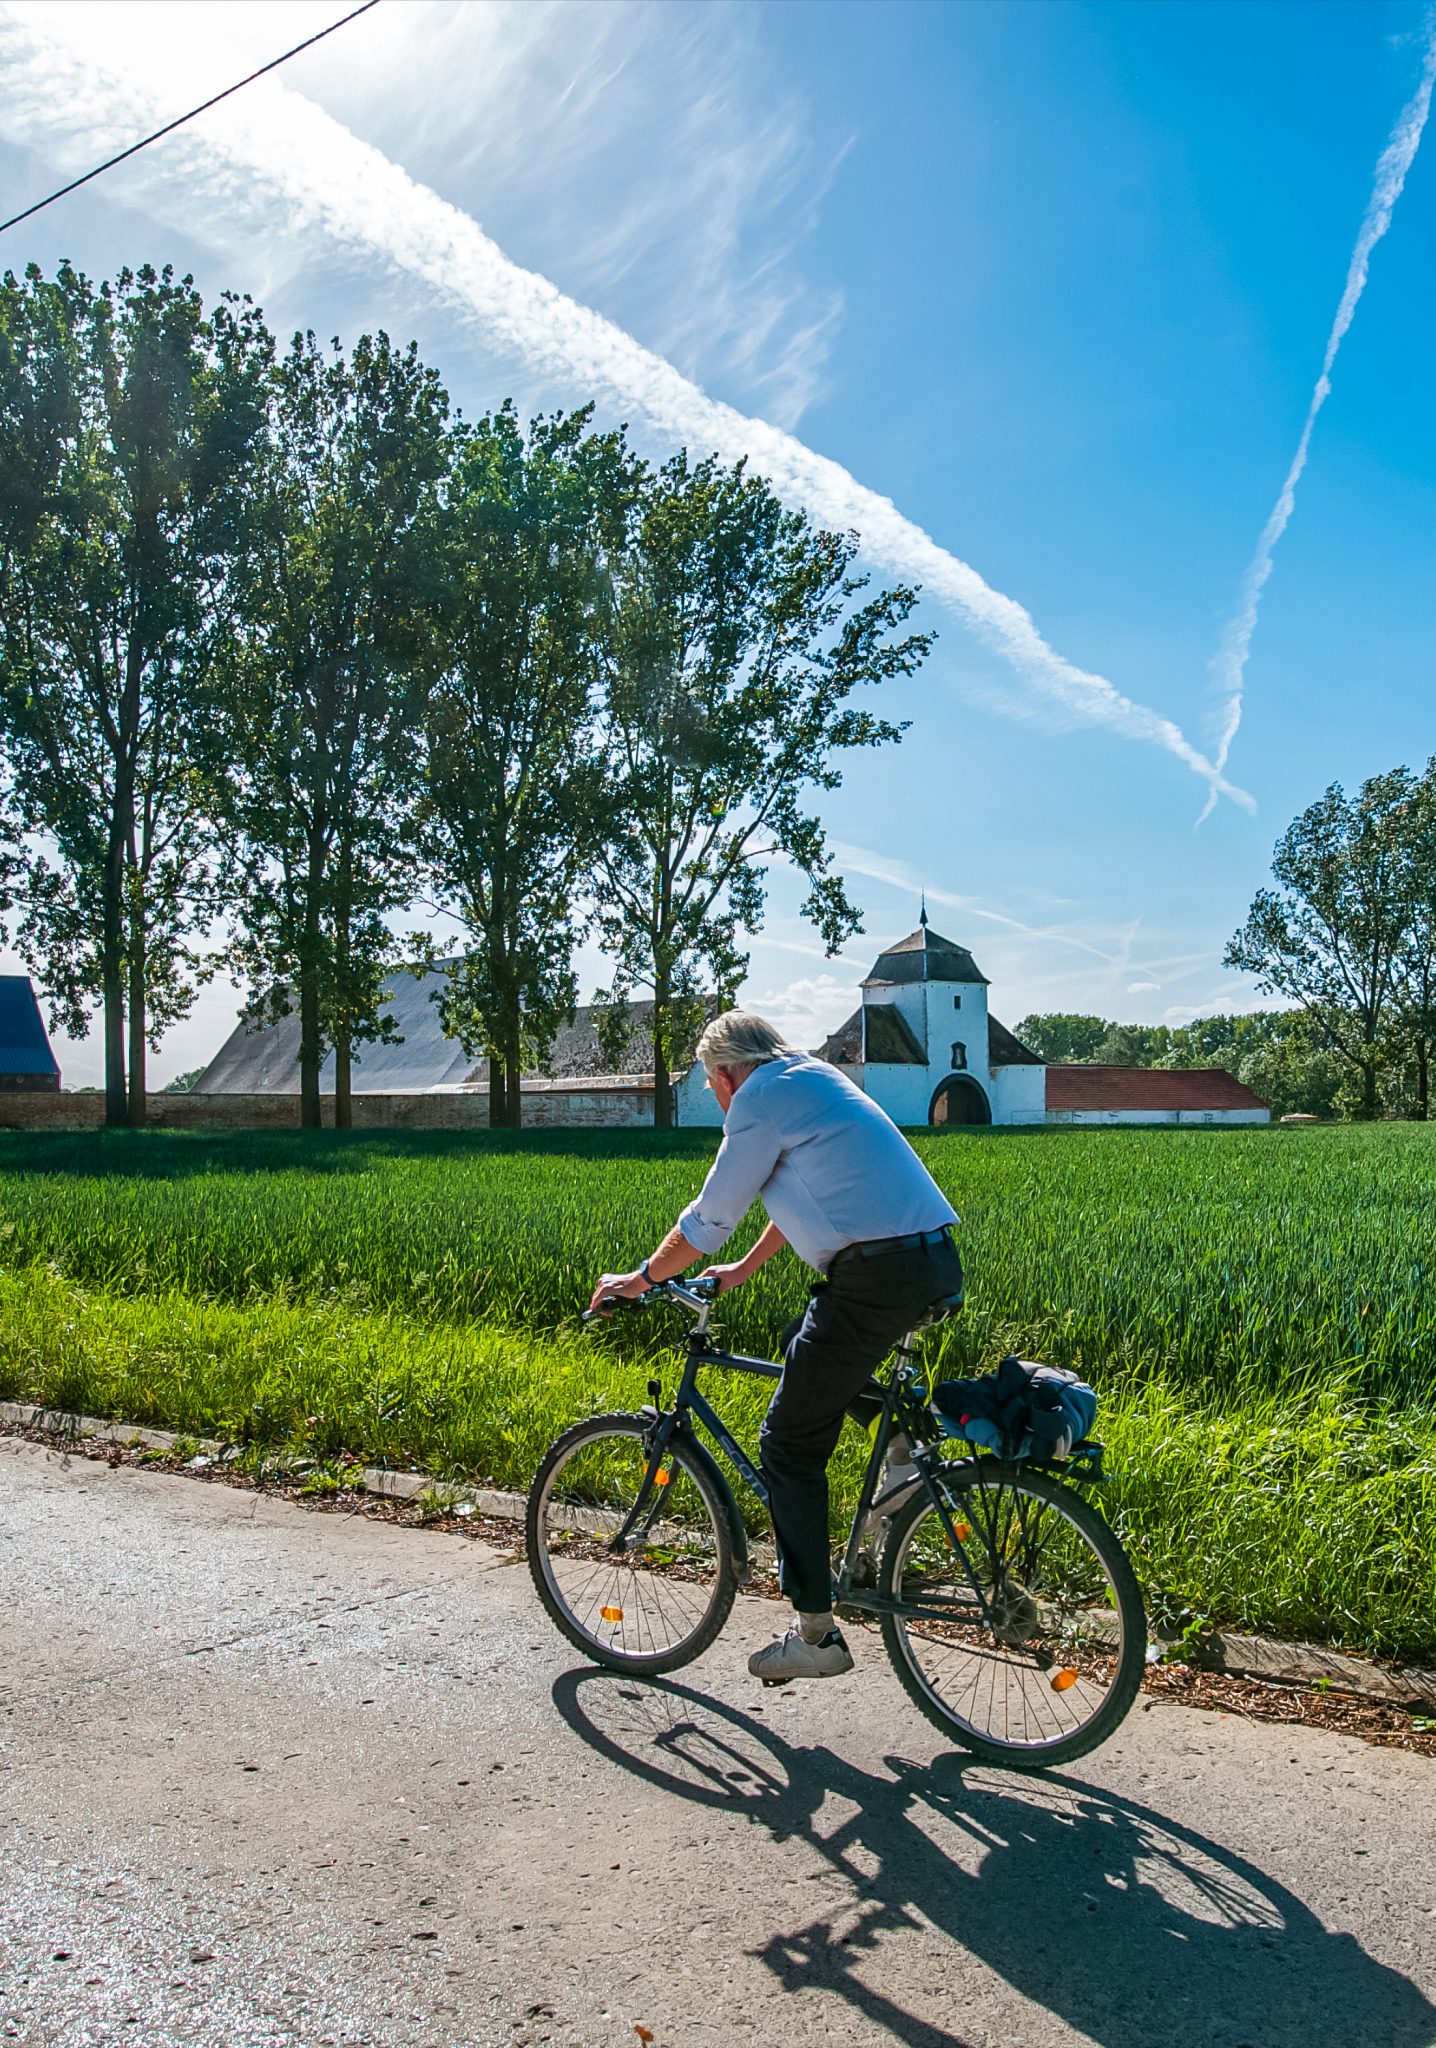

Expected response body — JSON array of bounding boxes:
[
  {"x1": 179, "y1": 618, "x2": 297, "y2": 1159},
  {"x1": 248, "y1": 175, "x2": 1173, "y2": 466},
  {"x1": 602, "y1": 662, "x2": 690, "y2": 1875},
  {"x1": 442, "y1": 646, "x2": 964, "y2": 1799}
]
[{"x1": 582, "y1": 1294, "x2": 640, "y2": 1324}]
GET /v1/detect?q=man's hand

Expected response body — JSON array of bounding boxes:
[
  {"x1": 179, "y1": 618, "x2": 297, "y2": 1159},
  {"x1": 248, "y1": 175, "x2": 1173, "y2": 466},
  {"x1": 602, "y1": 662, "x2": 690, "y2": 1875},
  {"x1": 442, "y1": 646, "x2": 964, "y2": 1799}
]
[
  {"x1": 699, "y1": 1261, "x2": 749, "y2": 1295},
  {"x1": 587, "y1": 1269, "x2": 651, "y2": 1315},
  {"x1": 699, "y1": 1223, "x2": 788, "y2": 1296}
]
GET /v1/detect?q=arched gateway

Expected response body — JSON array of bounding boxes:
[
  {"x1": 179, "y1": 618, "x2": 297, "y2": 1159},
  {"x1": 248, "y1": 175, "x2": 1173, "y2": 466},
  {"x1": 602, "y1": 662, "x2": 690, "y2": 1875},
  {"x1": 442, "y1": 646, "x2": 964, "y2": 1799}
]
[{"x1": 928, "y1": 1074, "x2": 991, "y2": 1127}]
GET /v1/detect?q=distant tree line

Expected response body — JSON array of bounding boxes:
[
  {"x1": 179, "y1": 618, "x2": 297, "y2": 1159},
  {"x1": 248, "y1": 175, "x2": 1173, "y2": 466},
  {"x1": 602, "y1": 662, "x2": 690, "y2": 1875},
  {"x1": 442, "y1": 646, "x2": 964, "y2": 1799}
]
[
  {"x1": 1018, "y1": 759, "x2": 1436, "y2": 1122},
  {"x1": 1012, "y1": 1008, "x2": 1349, "y2": 1121},
  {"x1": 0, "y1": 263, "x2": 933, "y2": 1129}
]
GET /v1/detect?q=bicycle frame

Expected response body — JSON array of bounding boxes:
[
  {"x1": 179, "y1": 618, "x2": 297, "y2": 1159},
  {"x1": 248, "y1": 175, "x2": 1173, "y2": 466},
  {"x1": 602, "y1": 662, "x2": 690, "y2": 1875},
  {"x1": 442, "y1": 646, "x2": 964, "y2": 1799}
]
[{"x1": 609, "y1": 1281, "x2": 999, "y2": 1628}]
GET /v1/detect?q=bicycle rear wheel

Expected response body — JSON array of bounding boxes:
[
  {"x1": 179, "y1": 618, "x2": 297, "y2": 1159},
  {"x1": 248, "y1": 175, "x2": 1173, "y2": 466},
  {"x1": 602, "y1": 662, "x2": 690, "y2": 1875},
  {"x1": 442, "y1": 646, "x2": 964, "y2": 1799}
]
[
  {"x1": 879, "y1": 1460, "x2": 1145, "y2": 1768},
  {"x1": 527, "y1": 1413, "x2": 738, "y2": 1675}
]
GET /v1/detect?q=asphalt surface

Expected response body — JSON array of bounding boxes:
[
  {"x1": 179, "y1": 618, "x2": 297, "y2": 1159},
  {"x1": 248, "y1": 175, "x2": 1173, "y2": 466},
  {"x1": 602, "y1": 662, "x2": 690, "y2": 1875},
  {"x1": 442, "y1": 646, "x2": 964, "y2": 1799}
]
[{"x1": 1, "y1": 1436, "x2": 1433, "y2": 2048}]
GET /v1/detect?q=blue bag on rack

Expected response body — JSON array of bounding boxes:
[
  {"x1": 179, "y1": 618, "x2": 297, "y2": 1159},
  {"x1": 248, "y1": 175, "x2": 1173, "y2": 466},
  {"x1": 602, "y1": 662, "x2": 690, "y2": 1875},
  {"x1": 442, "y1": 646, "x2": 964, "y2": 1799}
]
[{"x1": 930, "y1": 1355, "x2": 1097, "y2": 1461}]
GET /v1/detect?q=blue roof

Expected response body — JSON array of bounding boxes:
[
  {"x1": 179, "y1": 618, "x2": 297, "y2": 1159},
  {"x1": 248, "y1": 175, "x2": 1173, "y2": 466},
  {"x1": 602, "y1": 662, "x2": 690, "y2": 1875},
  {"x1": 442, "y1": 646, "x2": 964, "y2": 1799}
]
[{"x1": 0, "y1": 977, "x2": 61, "y2": 1076}]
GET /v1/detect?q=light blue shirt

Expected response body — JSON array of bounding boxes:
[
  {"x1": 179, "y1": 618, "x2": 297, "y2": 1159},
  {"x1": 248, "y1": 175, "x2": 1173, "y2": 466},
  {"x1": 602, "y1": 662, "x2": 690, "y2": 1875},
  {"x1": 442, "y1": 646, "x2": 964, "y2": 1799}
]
[{"x1": 677, "y1": 1053, "x2": 959, "y2": 1274}]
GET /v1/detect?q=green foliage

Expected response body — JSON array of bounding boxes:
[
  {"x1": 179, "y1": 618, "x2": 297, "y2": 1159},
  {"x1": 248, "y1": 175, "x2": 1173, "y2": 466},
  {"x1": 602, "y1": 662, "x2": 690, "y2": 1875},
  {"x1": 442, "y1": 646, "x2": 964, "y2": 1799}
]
[
  {"x1": 1017, "y1": 1006, "x2": 1351, "y2": 1119},
  {"x1": 592, "y1": 450, "x2": 933, "y2": 1123},
  {"x1": 1012, "y1": 1014, "x2": 1112, "y2": 1063},
  {"x1": 1389, "y1": 761, "x2": 1436, "y2": 1120},
  {"x1": 418, "y1": 404, "x2": 628, "y2": 1125},
  {"x1": 1092, "y1": 1021, "x2": 1172, "y2": 1067},
  {"x1": 1233, "y1": 1025, "x2": 1344, "y2": 1120},
  {"x1": 0, "y1": 261, "x2": 270, "y2": 1121},
  {"x1": 1227, "y1": 770, "x2": 1420, "y2": 1120},
  {"x1": 206, "y1": 328, "x2": 450, "y2": 1127}
]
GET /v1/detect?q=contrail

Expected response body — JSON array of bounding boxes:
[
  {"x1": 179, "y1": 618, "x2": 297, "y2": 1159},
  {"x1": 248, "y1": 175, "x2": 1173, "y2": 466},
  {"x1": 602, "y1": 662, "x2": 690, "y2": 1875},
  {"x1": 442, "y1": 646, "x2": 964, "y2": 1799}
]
[
  {"x1": 1208, "y1": 12, "x2": 1436, "y2": 793},
  {"x1": 0, "y1": 2, "x2": 1251, "y2": 807}
]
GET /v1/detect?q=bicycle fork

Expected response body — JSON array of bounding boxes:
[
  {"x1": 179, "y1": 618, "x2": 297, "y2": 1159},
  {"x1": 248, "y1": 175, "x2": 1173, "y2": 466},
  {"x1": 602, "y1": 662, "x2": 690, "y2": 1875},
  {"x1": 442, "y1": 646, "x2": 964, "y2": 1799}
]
[{"x1": 608, "y1": 1389, "x2": 683, "y2": 1554}]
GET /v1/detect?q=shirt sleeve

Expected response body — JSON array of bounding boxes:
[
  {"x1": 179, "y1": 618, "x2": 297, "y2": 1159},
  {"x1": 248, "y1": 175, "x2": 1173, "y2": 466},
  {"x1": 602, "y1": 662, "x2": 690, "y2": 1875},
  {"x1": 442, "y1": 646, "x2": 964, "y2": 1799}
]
[{"x1": 676, "y1": 1092, "x2": 785, "y2": 1255}]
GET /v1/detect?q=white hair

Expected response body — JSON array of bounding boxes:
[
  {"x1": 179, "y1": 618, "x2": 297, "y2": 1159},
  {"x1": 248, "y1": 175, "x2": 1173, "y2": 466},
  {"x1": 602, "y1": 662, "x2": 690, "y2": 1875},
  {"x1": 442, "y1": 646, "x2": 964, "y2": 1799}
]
[{"x1": 695, "y1": 1010, "x2": 795, "y2": 1075}]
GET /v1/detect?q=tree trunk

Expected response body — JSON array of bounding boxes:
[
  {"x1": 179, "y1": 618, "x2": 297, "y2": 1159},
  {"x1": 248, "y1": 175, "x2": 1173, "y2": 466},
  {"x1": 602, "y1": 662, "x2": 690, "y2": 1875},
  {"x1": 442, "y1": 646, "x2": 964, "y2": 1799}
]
[
  {"x1": 502, "y1": 1003, "x2": 524, "y2": 1132},
  {"x1": 299, "y1": 837, "x2": 325, "y2": 1129},
  {"x1": 127, "y1": 929, "x2": 147, "y2": 1128},
  {"x1": 102, "y1": 825, "x2": 127, "y2": 1129},
  {"x1": 102, "y1": 962, "x2": 127, "y2": 1129},
  {"x1": 333, "y1": 1033, "x2": 352, "y2": 1129},
  {"x1": 652, "y1": 966, "x2": 672, "y2": 1132},
  {"x1": 1360, "y1": 1058, "x2": 1379, "y2": 1121},
  {"x1": 332, "y1": 891, "x2": 353, "y2": 1128},
  {"x1": 1416, "y1": 1039, "x2": 1429, "y2": 1122},
  {"x1": 299, "y1": 974, "x2": 324, "y2": 1129}
]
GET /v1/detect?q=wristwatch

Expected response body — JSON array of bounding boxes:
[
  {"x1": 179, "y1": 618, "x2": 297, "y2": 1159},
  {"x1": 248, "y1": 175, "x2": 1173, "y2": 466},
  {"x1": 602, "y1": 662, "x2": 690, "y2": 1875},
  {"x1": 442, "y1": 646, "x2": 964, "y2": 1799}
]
[{"x1": 638, "y1": 1257, "x2": 656, "y2": 1290}]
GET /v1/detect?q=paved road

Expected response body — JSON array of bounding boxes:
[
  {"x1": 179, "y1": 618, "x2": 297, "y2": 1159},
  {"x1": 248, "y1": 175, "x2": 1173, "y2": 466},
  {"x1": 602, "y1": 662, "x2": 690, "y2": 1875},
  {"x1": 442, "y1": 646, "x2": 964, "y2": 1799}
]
[{"x1": 1, "y1": 1437, "x2": 1433, "y2": 2048}]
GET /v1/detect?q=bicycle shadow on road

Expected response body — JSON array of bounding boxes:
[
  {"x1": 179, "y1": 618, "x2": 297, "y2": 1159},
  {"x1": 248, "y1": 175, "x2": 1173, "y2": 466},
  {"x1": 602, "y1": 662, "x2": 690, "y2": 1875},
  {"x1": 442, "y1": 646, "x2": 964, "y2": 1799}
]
[{"x1": 553, "y1": 1668, "x2": 1436, "y2": 2048}]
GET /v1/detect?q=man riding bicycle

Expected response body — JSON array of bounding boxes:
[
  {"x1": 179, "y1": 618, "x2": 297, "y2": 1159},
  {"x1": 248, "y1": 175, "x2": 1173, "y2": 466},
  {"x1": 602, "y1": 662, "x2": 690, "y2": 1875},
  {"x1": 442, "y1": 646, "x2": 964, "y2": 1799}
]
[{"x1": 588, "y1": 1009, "x2": 963, "y2": 1684}]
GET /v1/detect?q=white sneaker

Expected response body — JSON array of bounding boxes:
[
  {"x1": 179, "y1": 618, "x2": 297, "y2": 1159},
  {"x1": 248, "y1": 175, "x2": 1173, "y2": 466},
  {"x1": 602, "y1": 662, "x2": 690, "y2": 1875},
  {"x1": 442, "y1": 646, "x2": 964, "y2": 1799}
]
[{"x1": 748, "y1": 1623, "x2": 855, "y2": 1685}]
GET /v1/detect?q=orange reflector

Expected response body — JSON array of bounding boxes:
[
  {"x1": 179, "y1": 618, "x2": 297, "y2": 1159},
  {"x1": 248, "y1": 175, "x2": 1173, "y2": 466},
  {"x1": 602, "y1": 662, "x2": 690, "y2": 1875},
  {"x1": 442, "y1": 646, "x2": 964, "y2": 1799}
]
[
  {"x1": 1051, "y1": 1668, "x2": 1079, "y2": 1692},
  {"x1": 600, "y1": 1605, "x2": 624, "y2": 1623},
  {"x1": 654, "y1": 1468, "x2": 671, "y2": 1487},
  {"x1": 953, "y1": 1522, "x2": 971, "y2": 1541}
]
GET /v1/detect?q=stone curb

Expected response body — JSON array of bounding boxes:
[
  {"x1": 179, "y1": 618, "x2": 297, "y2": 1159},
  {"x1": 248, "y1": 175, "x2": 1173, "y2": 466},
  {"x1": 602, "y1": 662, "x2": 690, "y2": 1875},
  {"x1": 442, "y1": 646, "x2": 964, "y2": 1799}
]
[
  {"x1": 4, "y1": 1399, "x2": 1433, "y2": 1710},
  {"x1": 0, "y1": 1400, "x2": 223, "y2": 1460}
]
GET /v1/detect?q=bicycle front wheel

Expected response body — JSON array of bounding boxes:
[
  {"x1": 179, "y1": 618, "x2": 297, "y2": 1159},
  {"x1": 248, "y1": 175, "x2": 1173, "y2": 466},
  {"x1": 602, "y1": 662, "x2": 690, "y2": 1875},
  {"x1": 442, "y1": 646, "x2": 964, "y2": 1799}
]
[
  {"x1": 879, "y1": 1460, "x2": 1145, "y2": 1768},
  {"x1": 527, "y1": 1413, "x2": 738, "y2": 1675}
]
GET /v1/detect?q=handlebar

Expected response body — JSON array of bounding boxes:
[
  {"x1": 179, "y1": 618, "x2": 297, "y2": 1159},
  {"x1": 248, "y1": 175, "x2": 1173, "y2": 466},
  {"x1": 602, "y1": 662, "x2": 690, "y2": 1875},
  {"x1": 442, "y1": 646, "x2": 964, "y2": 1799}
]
[{"x1": 582, "y1": 1275, "x2": 720, "y2": 1325}]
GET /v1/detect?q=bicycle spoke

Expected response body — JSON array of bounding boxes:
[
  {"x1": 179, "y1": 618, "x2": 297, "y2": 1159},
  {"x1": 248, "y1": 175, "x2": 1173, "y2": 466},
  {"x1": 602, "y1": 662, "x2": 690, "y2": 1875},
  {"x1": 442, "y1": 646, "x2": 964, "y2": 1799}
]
[
  {"x1": 532, "y1": 1422, "x2": 730, "y2": 1670},
  {"x1": 886, "y1": 1465, "x2": 1137, "y2": 1758}
]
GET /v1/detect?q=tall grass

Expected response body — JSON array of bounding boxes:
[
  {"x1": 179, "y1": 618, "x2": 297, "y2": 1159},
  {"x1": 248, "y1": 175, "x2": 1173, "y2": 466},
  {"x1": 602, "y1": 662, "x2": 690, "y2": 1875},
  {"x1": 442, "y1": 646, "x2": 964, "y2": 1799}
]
[
  {"x1": 1, "y1": 1263, "x2": 1431, "y2": 1658},
  {"x1": 1, "y1": 1123, "x2": 1433, "y2": 1393},
  {"x1": 2, "y1": 1123, "x2": 1433, "y2": 1654}
]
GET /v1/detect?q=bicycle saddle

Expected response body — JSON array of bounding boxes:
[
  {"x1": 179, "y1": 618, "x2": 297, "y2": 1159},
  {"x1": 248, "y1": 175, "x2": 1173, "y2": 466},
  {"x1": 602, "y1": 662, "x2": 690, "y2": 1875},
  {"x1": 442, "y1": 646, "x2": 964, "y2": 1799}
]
[{"x1": 924, "y1": 1292, "x2": 965, "y2": 1324}]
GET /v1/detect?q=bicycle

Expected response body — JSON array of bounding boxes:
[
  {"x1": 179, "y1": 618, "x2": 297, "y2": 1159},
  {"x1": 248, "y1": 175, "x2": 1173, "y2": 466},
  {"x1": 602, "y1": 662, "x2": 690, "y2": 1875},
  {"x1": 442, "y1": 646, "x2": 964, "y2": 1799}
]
[{"x1": 527, "y1": 1277, "x2": 1146, "y2": 1768}]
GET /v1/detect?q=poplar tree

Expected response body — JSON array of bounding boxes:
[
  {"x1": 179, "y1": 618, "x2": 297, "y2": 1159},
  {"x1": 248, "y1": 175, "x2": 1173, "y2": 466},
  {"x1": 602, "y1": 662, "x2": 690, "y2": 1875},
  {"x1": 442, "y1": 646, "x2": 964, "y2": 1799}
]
[
  {"x1": 0, "y1": 262, "x2": 268, "y2": 1123},
  {"x1": 418, "y1": 405, "x2": 626, "y2": 1127},
  {"x1": 594, "y1": 452, "x2": 933, "y2": 1127},
  {"x1": 210, "y1": 330, "x2": 447, "y2": 1128}
]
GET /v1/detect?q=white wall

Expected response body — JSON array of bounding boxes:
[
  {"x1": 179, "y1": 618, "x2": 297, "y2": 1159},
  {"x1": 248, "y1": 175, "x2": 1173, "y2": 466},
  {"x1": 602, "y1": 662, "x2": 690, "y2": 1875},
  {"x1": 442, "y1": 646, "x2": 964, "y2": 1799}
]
[
  {"x1": 988, "y1": 1063, "x2": 1046, "y2": 1125},
  {"x1": 675, "y1": 1060, "x2": 724, "y2": 1127},
  {"x1": 932, "y1": 980, "x2": 989, "y2": 1086},
  {"x1": 864, "y1": 1063, "x2": 937, "y2": 1125},
  {"x1": 1046, "y1": 1107, "x2": 1271, "y2": 1126}
]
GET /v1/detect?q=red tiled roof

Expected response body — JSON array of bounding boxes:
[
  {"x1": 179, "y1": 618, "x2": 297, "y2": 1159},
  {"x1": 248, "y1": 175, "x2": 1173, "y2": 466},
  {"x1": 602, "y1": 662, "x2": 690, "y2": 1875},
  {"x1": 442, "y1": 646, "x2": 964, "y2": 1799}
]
[{"x1": 1045, "y1": 1066, "x2": 1267, "y2": 1112}]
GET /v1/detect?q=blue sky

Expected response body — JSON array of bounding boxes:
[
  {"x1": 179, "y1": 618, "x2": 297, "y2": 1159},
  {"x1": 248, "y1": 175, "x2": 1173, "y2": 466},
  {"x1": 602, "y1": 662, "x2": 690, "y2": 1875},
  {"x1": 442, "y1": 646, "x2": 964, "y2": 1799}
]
[{"x1": 0, "y1": 0, "x2": 1432, "y2": 1082}]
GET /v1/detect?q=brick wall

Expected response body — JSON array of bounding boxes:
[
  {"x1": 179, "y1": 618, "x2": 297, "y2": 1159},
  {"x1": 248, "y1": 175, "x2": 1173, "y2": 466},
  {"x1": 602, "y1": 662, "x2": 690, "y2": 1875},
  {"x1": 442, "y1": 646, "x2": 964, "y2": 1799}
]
[
  {"x1": 0, "y1": 1086, "x2": 656, "y2": 1133},
  {"x1": 0, "y1": 1093, "x2": 106, "y2": 1131}
]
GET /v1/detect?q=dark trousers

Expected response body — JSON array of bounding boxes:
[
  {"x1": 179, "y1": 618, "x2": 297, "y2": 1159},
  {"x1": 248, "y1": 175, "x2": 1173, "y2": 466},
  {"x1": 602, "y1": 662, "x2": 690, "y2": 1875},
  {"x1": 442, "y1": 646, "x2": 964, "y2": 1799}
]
[{"x1": 760, "y1": 1235, "x2": 964, "y2": 1614}]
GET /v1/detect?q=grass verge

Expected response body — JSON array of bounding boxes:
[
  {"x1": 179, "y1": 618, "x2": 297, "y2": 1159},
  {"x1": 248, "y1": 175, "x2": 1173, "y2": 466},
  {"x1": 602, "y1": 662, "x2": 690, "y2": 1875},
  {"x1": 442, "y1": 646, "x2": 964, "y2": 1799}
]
[{"x1": 3, "y1": 1264, "x2": 1432, "y2": 1662}]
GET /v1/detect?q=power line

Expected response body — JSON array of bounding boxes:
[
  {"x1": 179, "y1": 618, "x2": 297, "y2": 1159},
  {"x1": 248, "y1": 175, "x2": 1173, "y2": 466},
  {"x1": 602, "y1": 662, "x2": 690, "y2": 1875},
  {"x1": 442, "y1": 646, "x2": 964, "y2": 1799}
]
[{"x1": 0, "y1": 0, "x2": 382, "y2": 237}]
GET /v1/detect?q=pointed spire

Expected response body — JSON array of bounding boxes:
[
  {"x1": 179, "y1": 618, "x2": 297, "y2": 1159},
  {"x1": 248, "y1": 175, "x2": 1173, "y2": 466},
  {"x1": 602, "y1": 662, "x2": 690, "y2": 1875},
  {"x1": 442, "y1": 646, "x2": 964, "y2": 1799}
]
[{"x1": 919, "y1": 891, "x2": 928, "y2": 928}]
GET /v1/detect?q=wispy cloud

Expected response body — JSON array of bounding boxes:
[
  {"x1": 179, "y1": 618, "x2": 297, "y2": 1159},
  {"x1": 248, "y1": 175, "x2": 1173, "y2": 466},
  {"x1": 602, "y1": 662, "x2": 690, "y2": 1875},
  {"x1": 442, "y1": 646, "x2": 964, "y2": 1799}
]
[
  {"x1": 826, "y1": 835, "x2": 1263, "y2": 1023},
  {"x1": 1206, "y1": 12, "x2": 1436, "y2": 802},
  {"x1": 0, "y1": 2, "x2": 1249, "y2": 808},
  {"x1": 827, "y1": 839, "x2": 1137, "y2": 969},
  {"x1": 342, "y1": 1, "x2": 849, "y2": 430}
]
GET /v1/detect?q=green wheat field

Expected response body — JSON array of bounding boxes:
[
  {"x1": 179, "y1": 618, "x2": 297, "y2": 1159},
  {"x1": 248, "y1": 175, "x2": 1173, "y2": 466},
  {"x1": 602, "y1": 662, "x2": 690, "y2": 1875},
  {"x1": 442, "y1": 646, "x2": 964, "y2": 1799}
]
[{"x1": 2, "y1": 1122, "x2": 1432, "y2": 1657}]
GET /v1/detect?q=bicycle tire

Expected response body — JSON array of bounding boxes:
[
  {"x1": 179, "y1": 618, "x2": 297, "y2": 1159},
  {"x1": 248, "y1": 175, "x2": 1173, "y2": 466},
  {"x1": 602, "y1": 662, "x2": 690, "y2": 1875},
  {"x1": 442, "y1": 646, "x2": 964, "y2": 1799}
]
[
  {"x1": 879, "y1": 1460, "x2": 1145, "y2": 1768},
  {"x1": 527, "y1": 1412, "x2": 739, "y2": 1675}
]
